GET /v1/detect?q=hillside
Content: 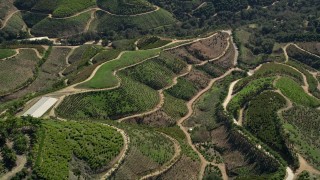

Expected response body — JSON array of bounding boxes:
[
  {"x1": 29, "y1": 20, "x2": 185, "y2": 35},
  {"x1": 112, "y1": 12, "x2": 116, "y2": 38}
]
[{"x1": 0, "y1": 0, "x2": 320, "y2": 179}]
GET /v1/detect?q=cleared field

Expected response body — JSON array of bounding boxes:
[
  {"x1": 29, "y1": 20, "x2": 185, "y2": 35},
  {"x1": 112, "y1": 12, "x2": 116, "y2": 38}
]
[
  {"x1": 91, "y1": 9, "x2": 176, "y2": 32},
  {"x1": 31, "y1": 11, "x2": 92, "y2": 37},
  {"x1": 276, "y1": 77, "x2": 320, "y2": 108},
  {"x1": 166, "y1": 32, "x2": 229, "y2": 64},
  {"x1": 97, "y1": 0, "x2": 155, "y2": 15},
  {"x1": 32, "y1": 120, "x2": 123, "y2": 179},
  {"x1": 78, "y1": 49, "x2": 160, "y2": 89},
  {"x1": 3, "y1": 47, "x2": 71, "y2": 101},
  {"x1": 283, "y1": 106, "x2": 320, "y2": 170},
  {"x1": 0, "y1": 49, "x2": 39, "y2": 95},
  {"x1": 0, "y1": 49, "x2": 16, "y2": 59},
  {"x1": 57, "y1": 75, "x2": 159, "y2": 120}
]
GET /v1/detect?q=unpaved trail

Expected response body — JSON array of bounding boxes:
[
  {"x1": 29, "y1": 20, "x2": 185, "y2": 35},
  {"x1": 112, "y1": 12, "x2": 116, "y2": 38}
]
[
  {"x1": 285, "y1": 167, "x2": 294, "y2": 180},
  {"x1": 292, "y1": 44, "x2": 320, "y2": 59},
  {"x1": 0, "y1": 10, "x2": 19, "y2": 30},
  {"x1": 0, "y1": 155, "x2": 27, "y2": 180},
  {"x1": 308, "y1": 71, "x2": 320, "y2": 91},
  {"x1": 84, "y1": 10, "x2": 96, "y2": 32},
  {"x1": 192, "y1": 2, "x2": 207, "y2": 12},
  {"x1": 99, "y1": 124, "x2": 130, "y2": 180},
  {"x1": 222, "y1": 79, "x2": 241, "y2": 110},
  {"x1": 294, "y1": 154, "x2": 320, "y2": 178},
  {"x1": 118, "y1": 65, "x2": 192, "y2": 122},
  {"x1": 0, "y1": 49, "x2": 19, "y2": 60},
  {"x1": 177, "y1": 68, "x2": 240, "y2": 180},
  {"x1": 283, "y1": 43, "x2": 291, "y2": 63},
  {"x1": 140, "y1": 133, "x2": 181, "y2": 180},
  {"x1": 58, "y1": 46, "x2": 78, "y2": 78},
  {"x1": 101, "y1": 5, "x2": 160, "y2": 17}
]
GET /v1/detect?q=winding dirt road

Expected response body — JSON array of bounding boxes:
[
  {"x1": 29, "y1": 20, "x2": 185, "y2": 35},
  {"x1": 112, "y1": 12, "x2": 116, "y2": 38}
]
[
  {"x1": 177, "y1": 68, "x2": 241, "y2": 180},
  {"x1": 294, "y1": 154, "x2": 320, "y2": 177}
]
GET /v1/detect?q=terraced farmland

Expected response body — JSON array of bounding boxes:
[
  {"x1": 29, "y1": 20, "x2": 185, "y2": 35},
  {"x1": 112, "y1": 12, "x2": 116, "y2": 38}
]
[
  {"x1": 0, "y1": 49, "x2": 39, "y2": 95},
  {"x1": 97, "y1": 0, "x2": 156, "y2": 15}
]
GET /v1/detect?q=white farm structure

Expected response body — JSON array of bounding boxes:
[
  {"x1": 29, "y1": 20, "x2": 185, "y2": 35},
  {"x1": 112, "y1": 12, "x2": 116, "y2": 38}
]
[{"x1": 23, "y1": 97, "x2": 58, "y2": 118}]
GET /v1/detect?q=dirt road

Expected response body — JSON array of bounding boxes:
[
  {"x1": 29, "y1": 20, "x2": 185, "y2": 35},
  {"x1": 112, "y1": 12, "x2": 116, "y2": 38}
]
[
  {"x1": 177, "y1": 68, "x2": 240, "y2": 180},
  {"x1": 0, "y1": 10, "x2": 19, "y2": 30},
  {"x1": 0, "y1": 155, "x2": 27, "y2": 180}
]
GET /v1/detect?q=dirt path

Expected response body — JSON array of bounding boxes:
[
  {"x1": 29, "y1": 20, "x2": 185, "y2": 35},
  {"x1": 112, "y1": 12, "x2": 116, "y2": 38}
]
[
  {"x1": 0, "y1": 10, "x2": 19, "y2": 30},
  {"x1": 0, "y1": 155, "x2": 27, "y2": 180},
  {"x1": 192, "y1": 2, "x2": 207, "y2": 12},
  {"x1": 58, "y1": 46, "x2": 78, "y2": 78},
  {"x1": 0, "y1": 49, "x2": 19, "y2": 60},
  {"x1": 283, "y1": 43, "x2": 291, "y2": 63},
  {"x1": 84, "y1": 9, "x2": 96, "y2": 32},
  {"x1": 140, "y1": 133, "x2": 181, "y2": 180},
  {"x1": 101, "y1": 5, "x2": 160, "y2": 17},
  {"x1": 99, "y1": 124, "x2": 130, "y2": 180},
  {"x1": 292, "y1": 44, "x2": 320, "y2": 59},
  {"x1": 308, "y1": 71, "x2": 320, "y2": 91},
  {"x1": 222, "y1": 79, "x2": 241, "y2": 111},
  {"x1": 177, "y1": 68, "x2": 240, "y2": 180},
  {"x1": 294, "y1": 154, "x2": 320, "y2": 178}
]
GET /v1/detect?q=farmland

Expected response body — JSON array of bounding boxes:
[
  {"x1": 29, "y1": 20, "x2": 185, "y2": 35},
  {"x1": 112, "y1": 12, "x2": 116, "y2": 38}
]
[
  {"x1": 31, "y1": 11, "x2": 92, "y2": 37},
  {"x1": 91, "y1": 9, "x2": 176, "y2": 33},
  {"x1": 32, "y1": 120, "x2": 123, "y2": 179},
  {"x1": 283, "y1": 106, "x2": 320, "y2": 170},
  {"x1": 57, "y1": 75, "x2": 159, "y2": 120},
  {"x1": 0, "y1": 49, "x2": 39, "y2": 96},
  {"x1": 3, "y1": 47, "x2": 71, "y2": 101},
  {"x1": 137, "y1": 36, "x2": 171, "y2": 50},
  {"x1": 78, "y1": 49, "x2": 160, "y2": 89},
  {"x1": 276, "y1": 77, "x2": 320, "y2": 108},
  {"x1": 97, "y1": 0, "x2": 155, "y2": 15},
  {"x1": 0, "y1": 49, "x2": 16, "y2": 59}
]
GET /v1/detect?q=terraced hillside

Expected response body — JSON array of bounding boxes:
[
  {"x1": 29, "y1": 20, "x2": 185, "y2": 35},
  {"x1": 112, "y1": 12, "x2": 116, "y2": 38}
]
[{"x1": 0, "y1": 28, "x2": 317, "y2": 179}]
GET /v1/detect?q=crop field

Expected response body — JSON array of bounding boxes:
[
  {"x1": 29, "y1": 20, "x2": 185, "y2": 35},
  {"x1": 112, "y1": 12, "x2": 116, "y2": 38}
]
[
  {"x1": 0, "y1": 49, "x2": 16, "y2": 59},
  {"x1": 0, "y1": 49, "x2": 39, "y2": 95},
  {"x1": 227, "y1": 77, "x2": 275, "y2": 117},
  {"x1": 31, "y1": 11, "x2": 92, "y2": 37},
  {"x1": 2, "y1": 44, "x2": 46, "y2": 55},
  {"x1": 166, "y1": 32, "x2": 229, "y2": 64},
  {"x1": 122, "y1": 58, "x2": 175, "y2": 90},
  {"x1": 111, "y1": 124, "x2": 174, "y2": 179},
  {"x1": 57, "y1": 75, "x2": 159, "y2": 120},
  {"x1": 156, "y1": 52, "x2": 188, "y2": 74},
  {"x1": 92, "y1": 49, "x2": 121, "y2": 64},
  {"x1": 64, "y1": 45, "x2": 103, "y2": 77},
  {"x1": 79, "y1": 49, "x2": 160, "y2": 89},
  {"x1": 283, "y1": 106, "x2": 320, "y2": 170},
  {"x1": 92, "y1": 9, "x2": 176, "y2": 32},
  {"x1": 185, "y1": 69, "x2": 211, "y2": 90},
  {"x1": 287, "y1": 60, "x2": 320, "y2": 99},
  {"x1": 137, "y1": 36, "x2": 171, "y2": 50},
  {"x1": 165, "y1": 77, "x2": 198, "y2": 101},
  {"x1": 4, "y1": 47, "x2": 71, "y2": 101},
  {"x1": 162, "y1": 92, "x2": 188, "y2": 121},
  {"x1": 276, "y1": 77, "x2": 320, "y2": 108},
  {"x1": 97, "y1": 0, "x2": 155, "y2": 15},
  {"x1": 21, "y1": 11, "x2": 47, "y2": 28},
  {"x1": 2, "y1": 11, "x2": 26, "y2": 34},
  {"x1": 234, "y1": 62, "x2": 304, "y2": 92},
  {"x1": 296, "y1": 42, "x2": 320, "y2": 56},
  {"x1": 287, "y1": 44, "x2": 320, "y2": 70},
  {"x1": 32, "y1": 120, "x2": 123, "y2": 179},
  {"x1": 245, "y1": 91, "x2": 289, "y2": 154}
]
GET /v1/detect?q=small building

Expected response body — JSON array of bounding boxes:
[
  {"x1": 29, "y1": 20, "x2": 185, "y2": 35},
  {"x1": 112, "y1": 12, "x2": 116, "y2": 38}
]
[{"x1": 23, "y1": 97, "x2": 58, "y2": 118}]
